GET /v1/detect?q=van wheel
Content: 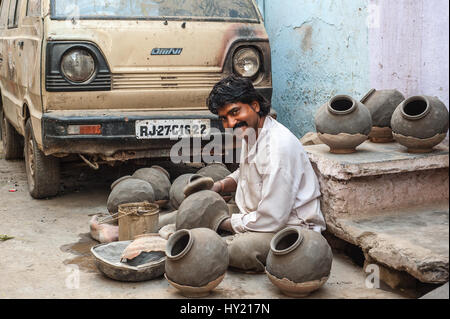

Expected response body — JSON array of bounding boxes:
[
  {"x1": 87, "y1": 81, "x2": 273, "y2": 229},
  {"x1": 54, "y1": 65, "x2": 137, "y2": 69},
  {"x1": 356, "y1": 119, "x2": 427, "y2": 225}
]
[
  {"x1": 1, "y1": 108, "x2": 24, "y2": 159},
  {"x1": 24, "y1": 119, "x2": 60, "y2": 199}
]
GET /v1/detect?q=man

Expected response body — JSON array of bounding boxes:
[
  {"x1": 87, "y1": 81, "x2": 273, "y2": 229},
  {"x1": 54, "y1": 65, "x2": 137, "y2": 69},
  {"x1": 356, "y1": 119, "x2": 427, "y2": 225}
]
[{"x1": 207, "y1": 75, "x2": 326, "y2": 272}]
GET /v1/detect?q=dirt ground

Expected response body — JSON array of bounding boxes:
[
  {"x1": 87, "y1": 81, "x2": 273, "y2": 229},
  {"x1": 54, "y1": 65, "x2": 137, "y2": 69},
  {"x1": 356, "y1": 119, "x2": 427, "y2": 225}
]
[{"x1": 0, "y1": 143, "x2": 418, "y2": 299}]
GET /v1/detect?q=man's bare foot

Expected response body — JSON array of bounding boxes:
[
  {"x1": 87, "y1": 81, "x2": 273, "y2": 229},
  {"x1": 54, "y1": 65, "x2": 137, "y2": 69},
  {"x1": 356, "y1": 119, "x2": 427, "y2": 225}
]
[{"x1": 90, "y1": 215, "x2": 119, "y2": 243}]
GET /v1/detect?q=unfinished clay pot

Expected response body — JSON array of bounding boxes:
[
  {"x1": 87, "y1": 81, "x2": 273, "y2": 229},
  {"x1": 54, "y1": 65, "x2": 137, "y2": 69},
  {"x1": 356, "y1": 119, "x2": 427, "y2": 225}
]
[
  {"x1": 183, "y1": 175, "x2": 214, "y2": 197},
  {"x1": 391, "y1": 95, "x2": 449, "y2": 153},
  {"x1": 197, "y1": 163, "x2": 231, "y2": 182},
  {"x1": 360, "y1": 89, "x2": 405, "y2": 143},
  {"x1": 132, "y1": 166, "x2": 171, "y2": 201},
  {"x1": 266, "y1": 227, "x2": 332, "y2": 297},
  {"x1": 169, "y1": 173, "x2": 196, "y2": 209},
  {"x1": 227, "y1": 232, "x2": 275, "y2": 273},
  {"x1": 107, "y1": 178, "x2": 155, "y2": 215},
  {"x1": 165, "y1": 228, "x2": 228, "y2": 297},
  {"x1": 315, "y1": 95, "x2": 372, "y2": 153},
  {"x1": 176, "y1": 190, "x2": 229, "y2": 232}
]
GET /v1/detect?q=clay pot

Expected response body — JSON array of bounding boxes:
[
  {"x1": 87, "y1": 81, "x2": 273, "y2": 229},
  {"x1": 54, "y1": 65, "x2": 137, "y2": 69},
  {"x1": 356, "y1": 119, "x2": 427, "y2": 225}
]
[
  {"x1": 165, "y1": 228, "x2": 229, "y2": 297},
  {"x1": 266, "y1": 227, "x2": 332, "y2": 297},
  {"x1": 197, "y1": 163, "x2": 231, "y2": 182},
  {"x1": 169, "y1": 173, "x2": 196, "y2": 209},
  {"x1": 361, "y1": 88, "x2": 406, "y2": 143},
  {"x1": 391, "y1": 95, "x2": 449, "y2": 153},
  {"x1": 176, "y1": 190, "x2": 230, "y2": 232},
  {"x1": 183, "y1": 175, "x2": 214, "y2": 197},
  {"x1": 315, "y1": 95, "x2": 372, "y2": 153},
  {"x1": 132, "y1": 166, "x2": 171, "y2": 202},
  {"x1": 107, "y1": 177, "x2": 155, "y2": 215}
]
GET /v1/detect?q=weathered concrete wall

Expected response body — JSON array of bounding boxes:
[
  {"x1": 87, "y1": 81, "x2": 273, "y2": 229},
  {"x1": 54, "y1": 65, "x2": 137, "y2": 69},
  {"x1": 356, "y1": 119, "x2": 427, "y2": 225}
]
[
  {"x1": 256, "y1": 0, "x2": 371, "y2": 138},
  {"x1": 257, "y1": 0, "x2": 449, "y2": 138}
]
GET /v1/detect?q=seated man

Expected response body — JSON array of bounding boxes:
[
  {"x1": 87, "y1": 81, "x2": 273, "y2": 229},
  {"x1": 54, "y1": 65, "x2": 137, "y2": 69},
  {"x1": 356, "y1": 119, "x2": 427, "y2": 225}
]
[{"x1": 207, "y1": 75, "x2": 326, "y2": 272}]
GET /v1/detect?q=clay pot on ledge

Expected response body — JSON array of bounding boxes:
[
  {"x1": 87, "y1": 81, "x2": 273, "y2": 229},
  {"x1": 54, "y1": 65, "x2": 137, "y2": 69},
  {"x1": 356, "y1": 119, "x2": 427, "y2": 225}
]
[
  {"x1": 266, "y1": 227, "x2": 333, "y2": 298},
  {"x1": 391, "y1": 95, "x2": 449, "y2": 153},
  {"x1": 165, "y1": 228, "x2": 229, "y2": 297},
  {"x1": 360, "y1": 88, "x2": 405, "y2": 143},
  {"x1": 314, "y1": 95, "x2": 372, "y2": 153}
]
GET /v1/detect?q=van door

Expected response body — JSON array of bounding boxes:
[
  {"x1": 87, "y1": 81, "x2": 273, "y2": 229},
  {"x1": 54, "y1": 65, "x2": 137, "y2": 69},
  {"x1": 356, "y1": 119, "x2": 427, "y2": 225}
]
[
  {"x1": 0, "y1": 0, "x2": 21, "y2": 133},
  {"x1": 17, "y1": 0, "x2": 43, "y2": 136},
  {"x1": 0, "y1": 0, "x2": 10, "y2": 91}
]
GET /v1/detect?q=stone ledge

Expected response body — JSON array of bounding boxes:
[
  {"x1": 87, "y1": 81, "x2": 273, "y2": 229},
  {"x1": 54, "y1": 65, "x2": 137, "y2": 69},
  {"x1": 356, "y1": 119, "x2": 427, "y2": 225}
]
[
  {"x1": 326, "y1": 208, "x2": 449, "y2": 284},
  {"x1": 305, "y1": 141, "x2": 449, "y2": 180}
]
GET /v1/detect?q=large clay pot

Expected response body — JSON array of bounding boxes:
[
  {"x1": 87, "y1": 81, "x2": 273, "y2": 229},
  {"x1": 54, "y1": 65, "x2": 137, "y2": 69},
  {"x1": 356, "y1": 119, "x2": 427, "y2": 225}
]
[
  {"x1": 132, "y1": 166, "x2": 171, "y2": 202},
  {"x1": 165, "y1": 228, "x2": 229, "y2": 297},
  {"x1": 197, "y1": 163, "x2": 231, "y2": 182},
  {"x1": 169, "y1": 173, "x2": 196, "y2": 209},
  {"x1": 391, "y1": 95, "x2": 449, "y2": 153},
  {"x1": 361, "y1": 88, "x2": 405, "y2": 143},
  {"x1": 315, "y1": 95, "x2": 372, "y2": 153},
  {"x1": 107, "y1": 177, "x2": 155, "y2": 215},
  {"x1": 266, "y1": 227, "x2": 332, "y2": 298},
  {"x1": 176, "y1": 190, "x2": 230, "y2": 232}
]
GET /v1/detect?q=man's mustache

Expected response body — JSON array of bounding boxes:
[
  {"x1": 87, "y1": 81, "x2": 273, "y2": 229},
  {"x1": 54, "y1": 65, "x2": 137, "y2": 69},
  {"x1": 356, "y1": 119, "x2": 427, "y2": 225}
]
[{"x1": 233, "y1": 122, "x2": 248, "y2": 131}]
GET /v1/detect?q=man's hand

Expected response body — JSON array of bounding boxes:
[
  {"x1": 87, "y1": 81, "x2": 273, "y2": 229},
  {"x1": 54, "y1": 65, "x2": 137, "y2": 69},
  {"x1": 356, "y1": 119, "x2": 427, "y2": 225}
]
[
  {"x1": 219, "y1": 218, "x2": 234, "y2": 233},
  {"x1": 211, "y1": 178, "x2": 237, "y2": 194},
  {"x1": 211, "y1": 181, "x2": 223, "y2": 193}
]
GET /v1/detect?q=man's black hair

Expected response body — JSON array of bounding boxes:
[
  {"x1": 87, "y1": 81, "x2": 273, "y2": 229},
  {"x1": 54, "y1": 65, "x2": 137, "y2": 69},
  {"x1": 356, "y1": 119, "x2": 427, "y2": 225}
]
[{"x1": 206, "y1": 75, "x2": 271, "y2": 116}]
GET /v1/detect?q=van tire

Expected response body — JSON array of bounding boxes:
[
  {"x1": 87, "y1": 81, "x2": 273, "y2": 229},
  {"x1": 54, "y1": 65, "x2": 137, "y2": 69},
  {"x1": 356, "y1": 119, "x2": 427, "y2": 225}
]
[
  {"x1": 1, "y1": 108, "x2": 24, "y2": 159},
  {"x1": 24, "y1": 119, "x2": 60, "y2": 199}
]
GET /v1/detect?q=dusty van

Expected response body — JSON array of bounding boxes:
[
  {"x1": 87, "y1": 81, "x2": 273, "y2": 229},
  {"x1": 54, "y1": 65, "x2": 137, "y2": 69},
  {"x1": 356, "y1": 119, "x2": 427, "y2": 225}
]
[{"x1": 0, "y1": 0, "x2": 272, "y2": 198}]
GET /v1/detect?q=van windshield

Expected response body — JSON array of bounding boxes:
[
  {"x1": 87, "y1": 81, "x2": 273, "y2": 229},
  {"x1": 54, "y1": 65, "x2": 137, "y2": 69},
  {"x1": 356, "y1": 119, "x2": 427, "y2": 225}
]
[{"x1": 51, "y1": 0, "x2": 260, "y2": 22}]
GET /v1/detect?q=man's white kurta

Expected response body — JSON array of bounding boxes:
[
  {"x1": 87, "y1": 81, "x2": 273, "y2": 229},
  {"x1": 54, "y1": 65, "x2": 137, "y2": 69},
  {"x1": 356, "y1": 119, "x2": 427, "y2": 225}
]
[{"x1": 228, "y1": 116, "x2": 326, "y2": 234}]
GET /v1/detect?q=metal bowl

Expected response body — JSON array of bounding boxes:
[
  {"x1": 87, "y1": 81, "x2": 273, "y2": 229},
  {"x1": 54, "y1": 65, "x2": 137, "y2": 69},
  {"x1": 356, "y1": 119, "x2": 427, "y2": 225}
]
[{"x1": 91, "y1": 241, "x2": 165, "y2": 282}]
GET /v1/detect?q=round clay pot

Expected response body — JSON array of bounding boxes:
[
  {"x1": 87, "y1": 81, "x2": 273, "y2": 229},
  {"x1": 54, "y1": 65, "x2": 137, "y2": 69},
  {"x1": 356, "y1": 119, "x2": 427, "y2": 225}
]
[
  {"x1": 391, "y1": 95, "x2": 449, "y2": 153},
  {"x1": 361, "y1": 88, "x2": 406, "y2": 143},
  {"x1": 315, "y1": 95, "x2": 372, "y2": 153},
  {"x1": 169, "y1": 173, "x2": 196, "y2": 209},
  {"x1": 132, "y1": 166, "x2": 171, "y2": 201},
  {"x1": 176, "y1": 190, "x2": 230, "y2": 232},
  {"x1": 197, "y1": 163, "x2": 231, "y2": 182},
  {"x1": 183, "y1": 175, "x2": 214, "y2": 197},
  {"x1": 266, "y1": 227, "x2": 332, "y2": 297},
  {"x1": 107, "y1": 177, "x2": 155, "y2": 215},
  {"x1": 165, "y1": 228, "x2": 229, "y2": 297}
]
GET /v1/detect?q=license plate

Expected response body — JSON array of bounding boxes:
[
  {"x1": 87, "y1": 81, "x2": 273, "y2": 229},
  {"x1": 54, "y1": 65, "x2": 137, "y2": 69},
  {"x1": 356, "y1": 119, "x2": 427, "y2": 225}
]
[{"x1": 135, "y1": 119, "x2": 211, "y2": 139}]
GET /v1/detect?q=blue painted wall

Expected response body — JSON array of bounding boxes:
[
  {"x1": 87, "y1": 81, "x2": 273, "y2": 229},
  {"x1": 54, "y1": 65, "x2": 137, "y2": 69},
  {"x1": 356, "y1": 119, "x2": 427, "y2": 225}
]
[{"x1": 256, "y1": 0, "x2": 371, "y2": 138}]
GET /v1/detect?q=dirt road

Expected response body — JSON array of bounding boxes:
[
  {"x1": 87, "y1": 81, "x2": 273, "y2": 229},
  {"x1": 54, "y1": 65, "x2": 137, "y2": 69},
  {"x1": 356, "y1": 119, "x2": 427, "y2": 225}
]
[{"x1": 0, "y1": 143, "x2": 409, "y2": 299}]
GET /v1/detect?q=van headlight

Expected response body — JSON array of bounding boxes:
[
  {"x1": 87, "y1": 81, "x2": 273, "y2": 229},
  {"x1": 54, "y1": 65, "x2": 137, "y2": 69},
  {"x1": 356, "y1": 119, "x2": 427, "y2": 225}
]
[
  {"x1": 233, "y1": 47, "x2": 260, "y2": 78},
  {"x1": 61, "y1": 49, "x2": 96, "y2": 83}
]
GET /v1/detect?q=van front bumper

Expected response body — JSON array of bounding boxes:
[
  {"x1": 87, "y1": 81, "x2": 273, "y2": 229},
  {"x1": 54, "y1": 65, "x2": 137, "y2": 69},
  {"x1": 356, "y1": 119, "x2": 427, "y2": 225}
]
[{"x1": 41, "y1": 110, "x2": 226, "y2": 160}]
